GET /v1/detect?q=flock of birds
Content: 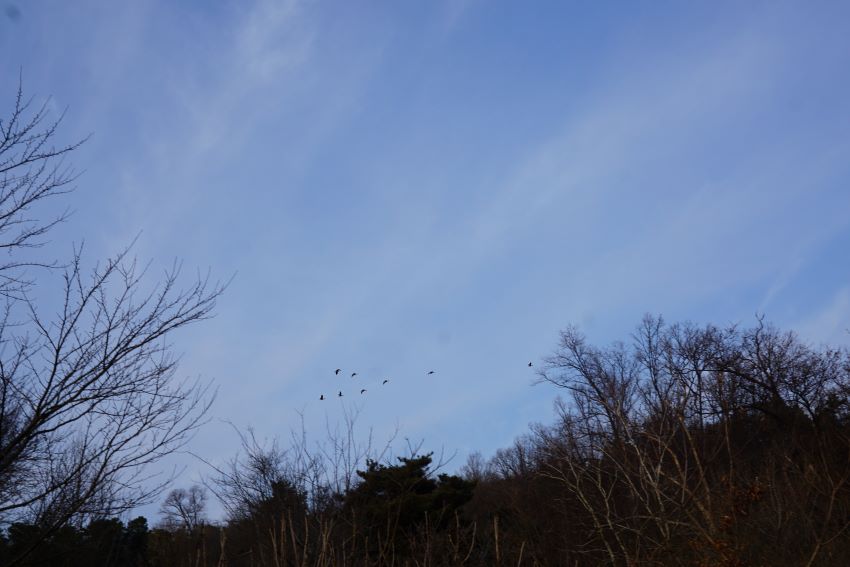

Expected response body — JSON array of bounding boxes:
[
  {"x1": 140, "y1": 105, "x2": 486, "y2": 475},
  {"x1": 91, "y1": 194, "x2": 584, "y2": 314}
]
[{"x1": 318, "y1": 362, "x2": 534, "y2": 400}]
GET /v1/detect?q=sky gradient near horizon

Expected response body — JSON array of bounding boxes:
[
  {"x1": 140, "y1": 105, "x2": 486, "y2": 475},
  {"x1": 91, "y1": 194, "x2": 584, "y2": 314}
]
[{"x1": 3, "y1": 1, "x2": 850, "y2": 520}]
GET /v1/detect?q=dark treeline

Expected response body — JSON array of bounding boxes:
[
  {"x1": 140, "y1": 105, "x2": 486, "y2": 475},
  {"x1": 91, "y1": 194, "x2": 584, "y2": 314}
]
[{"x1": 5, "y1": 316, "x2": 850, "y2": 566}]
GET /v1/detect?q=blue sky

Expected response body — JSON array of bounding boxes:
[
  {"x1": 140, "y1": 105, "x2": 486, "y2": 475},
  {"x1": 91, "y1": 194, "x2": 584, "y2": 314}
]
[{"x1": 3, "y1": 0, "x2": 850, "y2": 520}]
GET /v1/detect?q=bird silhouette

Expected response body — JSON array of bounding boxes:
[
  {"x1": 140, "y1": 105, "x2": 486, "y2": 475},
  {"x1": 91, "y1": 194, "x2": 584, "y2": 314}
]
[
  {"x1": 338, "y1": 391, "x2": 343, "y2": 397},
  {"x1": 427, "y1": 370, "x2": 435, "y2": 375},
  {"x1": 382, "y1": 379, "x2": 389, "y2": 385},
  {"x1": 528, "y1": 362, "x2": 533, "y2": 367},
  {"x1": 335, "y1": 369, "x2": 341, "y2": 375},
  {"x1": 320, "y1": 394, "x2": 325, "y2": 400},
  {"x1": 360, "y1": 389, "x2": 366, "y2": 394},
  {"x1": 351, "y1": 372, "x2": 358, "y2": 378}
]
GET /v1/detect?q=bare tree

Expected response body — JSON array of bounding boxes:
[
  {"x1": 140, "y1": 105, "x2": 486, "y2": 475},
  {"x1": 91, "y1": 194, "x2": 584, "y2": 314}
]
[
  {"x1": 208, "y1": 427, "x2": 301, "y2": 522},
  {"x1": 160, "y1": 485, "x2": 208, "y2": 532},
  {"x1": 0, "y1": 82, "x2": 222, "y2": 563},
  {"x1": 460, "y1": 450, "x2": 494, "y2": 483}
]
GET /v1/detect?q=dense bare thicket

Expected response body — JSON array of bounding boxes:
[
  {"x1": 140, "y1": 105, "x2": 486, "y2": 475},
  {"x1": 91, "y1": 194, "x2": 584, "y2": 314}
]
[
  {"x1": 201, "y1": 408, "x2": 406, "y2": 566},
  {"x1": 529, "y1": 315, "x2": 850, "y2": 566},
  {"x1": 209, "y1": 407, "x2": 396, "y2": 520},
  {"x1": 0, "y1": 83, "x2": 222, "y2": 565}
]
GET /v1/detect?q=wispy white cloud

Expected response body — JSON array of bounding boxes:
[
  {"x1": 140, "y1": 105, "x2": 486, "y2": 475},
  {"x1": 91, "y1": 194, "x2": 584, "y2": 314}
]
[
  {"x1": 179, "y1": 0, "x2": 314, "y2": 157},
  {"x1": 350, "y1": 23, "x2": 787, "y2": 323}
]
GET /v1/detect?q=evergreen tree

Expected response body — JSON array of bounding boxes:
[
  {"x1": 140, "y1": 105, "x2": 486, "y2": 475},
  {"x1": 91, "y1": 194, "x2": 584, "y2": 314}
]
[{"x1": 345, "y1": 453, "x2": 475, "y2": 555}]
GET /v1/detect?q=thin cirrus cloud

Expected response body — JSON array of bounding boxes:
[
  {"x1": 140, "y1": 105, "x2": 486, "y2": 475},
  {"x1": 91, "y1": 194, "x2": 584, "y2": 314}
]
[{"x1": 372, "y1": 26, "x2": 783, "y2": 327}]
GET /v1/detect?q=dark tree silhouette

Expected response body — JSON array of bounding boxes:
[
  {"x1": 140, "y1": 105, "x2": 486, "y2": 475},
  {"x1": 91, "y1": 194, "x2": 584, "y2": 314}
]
[
  {"x1": 160, "y1": 486, "x2": 208, "y2": 532},
  {"x1": 344, "y1": 453, "x2": 475, "y2": 557},
  {"x1": 0, "y1": 516, "x2": 150, "y2": 567}
]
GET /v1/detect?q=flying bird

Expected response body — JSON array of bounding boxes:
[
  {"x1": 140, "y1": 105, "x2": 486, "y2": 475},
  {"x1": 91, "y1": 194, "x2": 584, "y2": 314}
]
[
  {"x1": 427, "y1": 370, "x2": 435, "y2": 375},
  {"x1": 351, "y1": 372, "x2": 358, "y2": 378},
  {"x1": 528, "y1": 362, "x2": 533, "y2": 367},
  {"x1": 382, "y1": 379, "x2": 389, "y2": 385},
  {"x1": 320, "y1": 394, "x2": 324, "y2": 401},
  {"x1": 338, "y1": 391, "x2": 343, "y2": 397},
  {"x1": 360, "y1": 389, "x2": 366, "y2": 394},
  {"x1": 335, "y1": 369, "x2": 341, "y2": 375}
]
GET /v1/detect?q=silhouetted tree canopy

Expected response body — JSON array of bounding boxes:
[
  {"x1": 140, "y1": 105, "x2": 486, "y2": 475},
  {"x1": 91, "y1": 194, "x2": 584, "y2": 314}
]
[
  {"x1": 0, "y1": 516, "x2": 149, "y2": 567},
  {"x1": 341, "y1": 453, "x2": 475, "y2": 558}
]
